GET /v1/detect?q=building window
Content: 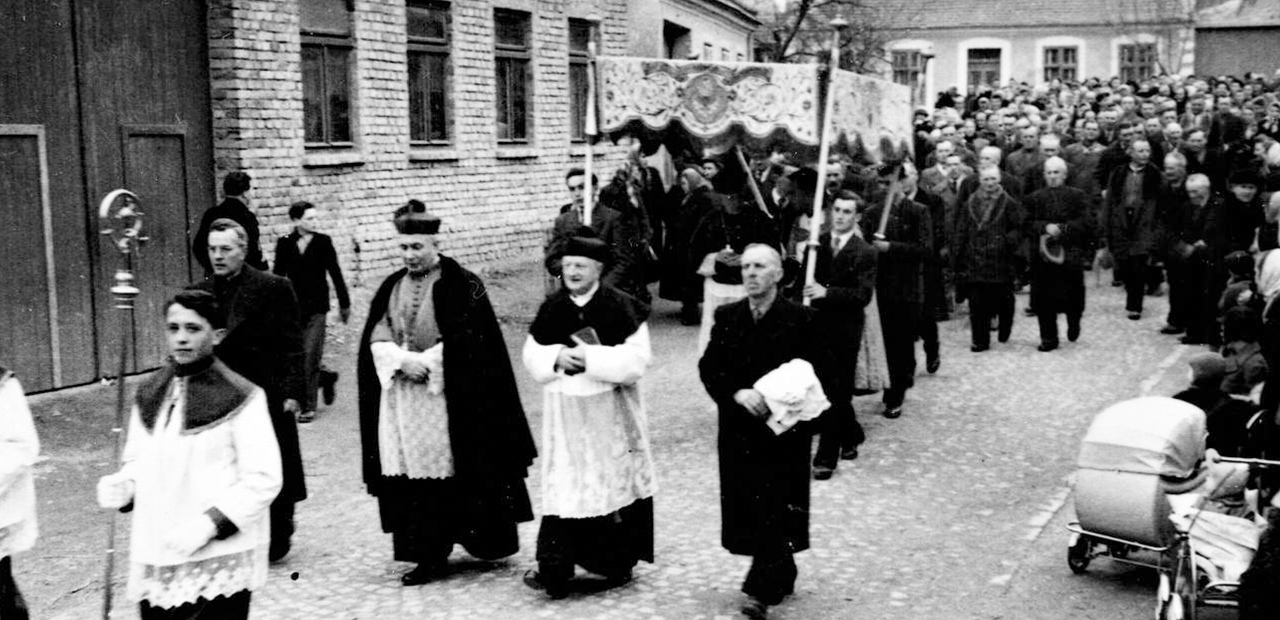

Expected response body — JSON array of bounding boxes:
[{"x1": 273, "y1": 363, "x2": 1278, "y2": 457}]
[
  {"x1": 736, "y1": 53, "x2": 744, "y2": 62},
  {"x1": 703, "y1": 42, "x2": 712, "y2": 60},
  {"x1": 494, "y1": 9, "x2": 532, "y2": 143},
  {"x1": 302, "y1": 0, "x2": 354, "y2": 146},
  {"x1": 408, "y1": 1, "x2": 451, "y2": 144},
  {"x1": 663, "y1": 21, "x2": 690, "y2": 59},
  {"x1": 1119, "y1": 43, "x2": 1156, "y2": 83},
  {"x1": 568, "y1": 19, "x2": 596, "y2": 142},
  {"x1": 1043, "y1": 46, "x2": 1077, "y2": 82},
  {"x1": 721, "y1": 47, "x2": 730, "y2": 61},
  {"x1": 891, "y1": 50, "x2": 923, "y2": 87}
]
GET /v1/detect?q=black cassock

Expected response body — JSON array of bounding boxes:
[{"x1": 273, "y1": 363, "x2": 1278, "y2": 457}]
[
  {"x1": 699, "y1": 296, "x2": 829, "y2": 603},
  {"x1": 1024, "y1": 185, "x2": 1093, "y2": 316},
  {"x1": 356, "y1": 257, "x2": 535, "y2": 564}
]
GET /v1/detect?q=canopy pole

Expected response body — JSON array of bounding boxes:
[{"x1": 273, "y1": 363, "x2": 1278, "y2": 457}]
[
  {"x1": 802, "y1": 20, "x2": 845, "y2": 306},
  {"x1": 733, "y1": 145, "x2": 773, "y2": 219},
  {"x1": 583, "y1": 41, "x2": 598, "y2": 227}
]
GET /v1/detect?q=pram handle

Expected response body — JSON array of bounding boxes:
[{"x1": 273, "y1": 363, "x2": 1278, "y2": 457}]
[{"x1": 1216, "y1": 456, "x2": 1280, "y2": 468}]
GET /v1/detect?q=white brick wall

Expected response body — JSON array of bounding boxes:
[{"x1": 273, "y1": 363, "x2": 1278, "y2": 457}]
[{"x1": 208, "y1": 0, "x2": 632, "y2": 287}]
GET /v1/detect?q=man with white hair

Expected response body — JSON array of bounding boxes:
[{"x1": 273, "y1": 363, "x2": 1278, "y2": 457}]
[
  {"x1": 700, "y1": 243, "x2": 828, "y2": 620},
  {"x1": 1021, "y1": 134, "x2": 1063, "y2": 195},
  {"x1": 1022, "y1": 157, "x2": 1093, "y2": 350},
  {"x1": 1158, "y1": 151, "x2": 1192, "y2": 336},
  {"x1": 1172, "y1": 174, "x2": 1221, "y2": 345},
  {"x1": 952, "y1": 165, "x2": 1023, "y2": 351},
  {"x1": 1103, "y1": 139, "x2": 1162, "y2": 320},
  {"x1": 956, "y1": 146, "x2": 1024, "y2": 215}
]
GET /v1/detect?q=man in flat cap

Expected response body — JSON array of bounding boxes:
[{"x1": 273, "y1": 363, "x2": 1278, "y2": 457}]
[
  {"x1": 356, "y1": 200, "x2": 536, "y2": 585},
  {"x1": 521, "y1": 227, "x2": 656, "y2": 598}
]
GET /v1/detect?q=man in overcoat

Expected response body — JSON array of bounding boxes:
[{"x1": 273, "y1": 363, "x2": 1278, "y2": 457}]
[
  {"x1": 699, "y1": 244, "x2": 829, "y2": 620},
  {"x1": 357, "y1": 201, "x2": 536, "y2": 585},
  {"x1": 804, "y1": 192, "x2": 876, "y2": 479},
  {"x1": 1103, "y1": 138, "x2": 1163, "y2": 320},
  {"x1": 863, "y1": 164, "x2": 933, "y2": 419},
  {"x1": 953, "y1": 165, "x2": 1024, "y2": 351},
  {"x1": 193, "y1": 171, "x2": 266, "y2": 274},
  {"x1": 195, "y1": 218, "x2": 306, "y2": 563},
  {"x1": 1023, "y1": 157, "x2": 1094, "y2": 350}
]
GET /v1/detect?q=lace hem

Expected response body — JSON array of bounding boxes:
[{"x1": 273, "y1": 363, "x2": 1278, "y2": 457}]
[{"x1": 128, "y1": 546, "x2": 268, "y2": 609}]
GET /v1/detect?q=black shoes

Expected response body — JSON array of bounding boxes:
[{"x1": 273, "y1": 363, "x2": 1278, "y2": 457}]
[
  {"x1": 812, "y1": 465, "x2": 834, "y2": 481},
  {"x1": 970, "y1": 344, "x2": 989, "y2": 352},
  {"x1": 883, "y1": 406, "x2": 902, "y2": 419},
  {"x1": 926, "y1": 354, "x2": 941, "y2": 374},
  {"x1": 320, "y1": 369, "x2": 339, "y2": 406},
  {"x1": 1127, "y1": 311, "x2": 1141, "y2": 320},
  {"x1": 1180, "y1": 336, "x2": 1205, "y2": 345},
  {"x1": 523, "y1": 569, "x2": 569, "y2": 599},
  {"x1": 1067, "y1": 323, "x2": 1081, "y2": 342},
  {"x1": 402, "y1": 563, "x2": 447, "y2": 586},
  {"x1": 1160, "y1": 324, "x2": 1184, "y2": 335},
  {"x1": 1038, "y1": 342, "x2": 1058, "y2": 352},
  {"x1": 741, "y1": 596, "x2": 769, "y2": 619},
  {"x1": 840, "y1": 446, "x2": 859, "y2": 461}
]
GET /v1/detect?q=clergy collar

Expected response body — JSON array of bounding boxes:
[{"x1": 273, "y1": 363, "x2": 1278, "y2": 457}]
[{"x1": 568, "y1": 281, "x2": 600, "y2": 307}]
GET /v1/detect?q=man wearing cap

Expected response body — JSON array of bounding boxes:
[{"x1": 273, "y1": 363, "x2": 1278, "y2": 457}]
[
  {"x1": 700, "y1": 243, "x2": 829, "y2": 620},
  {"x1": 521, "y1": 228, "x2": 656, "y2": 598},
  {"x1": 357, "y1": 201, "x2": 536, "y2": 585},
  {"x1": 1022, "y1": 157, "x2": 1093, "y2": 350}
]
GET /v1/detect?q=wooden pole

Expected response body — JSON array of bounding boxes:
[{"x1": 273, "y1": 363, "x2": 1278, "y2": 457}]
[
  {"x1": 733, "y1": 145, "x2": 773, "y2": 219},
  {"x1": 802, "y1": 23, "x2": 844, "y2": 306},
  {"x1": 584, "y1": 41, "x2": 598, "y2": 227}
]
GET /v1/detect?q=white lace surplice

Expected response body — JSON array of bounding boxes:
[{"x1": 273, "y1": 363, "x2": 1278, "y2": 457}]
[
  {"x1": 371, "y1": 341, "x2": 453, "y2": 479},
  {"x1": 523, "y1": 324, "x2": 658, "y2": 518}
]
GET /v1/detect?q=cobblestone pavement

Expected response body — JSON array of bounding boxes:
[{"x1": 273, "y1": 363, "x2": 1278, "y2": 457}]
[{"x1": 21, "y1": 263, "x2": 1230, "y2": 619}]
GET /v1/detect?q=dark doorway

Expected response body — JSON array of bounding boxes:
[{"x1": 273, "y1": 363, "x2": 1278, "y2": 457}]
[{"x1": 968, "y1": 48, "x2": 1002, "y2": 91}]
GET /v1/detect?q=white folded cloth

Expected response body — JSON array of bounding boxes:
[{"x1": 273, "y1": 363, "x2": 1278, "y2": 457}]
[{"x1": 752, "y1": 359, "x2": 830, "y2": 435}]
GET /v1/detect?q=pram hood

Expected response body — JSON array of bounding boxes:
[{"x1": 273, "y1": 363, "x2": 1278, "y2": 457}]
[{"x1": 1077, "y1": 396, "x2": 1207, "y2": 478}]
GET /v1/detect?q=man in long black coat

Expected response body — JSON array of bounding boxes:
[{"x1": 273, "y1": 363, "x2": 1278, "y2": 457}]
[
  {"x1": 804, "y1": 192, "x2": 876, "y2": 479},
  {"x1": 194, "y1": 218, "x2": 306, "y2": 562},
  {"x1": 1103, "y1": 138, "x2": 1163, "y2": 320},
  {"x1": 1023, "y1": 157, "x2": 1093, "y2": 350},
  {"x1": 902, "y1": 163, "x2": 948, "y2": 372},
  {"x1": 193, "y1": 171, "x2": 267, "y2": 274},
  {"x1": 953, "y1": 165, "x2": 1023, "y2": 352},
  {"x1": 699, "y1": 243, "x2": 828, "y2": 620},
  {"x1": 864, "y1": 165, "x2": 933, "y2": 419},
  {"x1": 357, "y1": 202, "x2": 535, "y2": 585}
]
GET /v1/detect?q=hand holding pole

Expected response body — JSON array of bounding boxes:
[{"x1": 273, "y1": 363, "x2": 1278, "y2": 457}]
[{"x1": 802, "y1": 17, "x2": 847, "y2": 306}]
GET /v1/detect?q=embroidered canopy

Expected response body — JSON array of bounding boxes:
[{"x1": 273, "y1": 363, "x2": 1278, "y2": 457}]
[{"x1": 829, "y1": 68, "x2": 914, "y2": 164}]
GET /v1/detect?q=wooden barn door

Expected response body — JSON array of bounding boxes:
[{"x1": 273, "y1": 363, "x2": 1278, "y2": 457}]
[
  {"x1": 75, "y1": 0, "x2": 214, "y2": 374},
  {"x1": 0, "y1": 0, "x2": 213, "y2": 390}
]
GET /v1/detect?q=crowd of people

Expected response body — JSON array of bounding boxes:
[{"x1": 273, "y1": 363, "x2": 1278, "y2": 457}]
[{"x1": 7, "y1": 70, "x2": 1280, "y2": 620}]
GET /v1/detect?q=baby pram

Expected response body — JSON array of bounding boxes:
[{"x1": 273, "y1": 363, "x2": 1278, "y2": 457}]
[{"x1": 1066, "y1": 397, "x2": 1208, "y2": 578}]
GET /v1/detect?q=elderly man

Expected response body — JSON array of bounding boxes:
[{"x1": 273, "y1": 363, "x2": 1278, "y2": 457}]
[
  {"x1": 521, "y1": 229, "x2": 656, "y2": 598},
  {"x1": 1021, "y1": 134, "x2": 1063, "y2": 195},
  {"x1": 1104, "y1": 139, "x2": 1163, "y2": 320},
  {"x1": 1004, "y1": 125, "x2": 1043, "y2": 182},
  {"x1": 1176, "y1": 174, "x2": 1224, "y2": 345},
  {"x1": 1157, "y1": 152, "x2": 1192, "y2": 336},
  {"x1": 357, "y1": 201, "x2": 536, "y2": 586},
  {"x1": 804, "y1": 192, "x2": 876, "y2": 479},
  {"x1": 953, "y1": 165, "x2": 1023, "y2": 351},
  {"x1": 1023, "y1": 157, "x2": 1093, "y2": 350},
  {"x1": 700, "y1": 243, "x2": 829, "y2": 620},
  {"x1": 195, "y1": 218, "x2": 305, "y2": 562},
  {"x1": 1064, "y1": 120, "x2": 1106, "y2": 202},
  {"x1": 193, "y1": 171, "x2": 266, "y2": 274}
]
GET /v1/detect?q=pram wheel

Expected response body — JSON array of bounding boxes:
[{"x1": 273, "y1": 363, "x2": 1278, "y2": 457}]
[
  {"x1": 1067, "y1": 532, "x2": 1092, "y2": 574},
  {"x1": 1158, "y1": 547, "x2": 1197, "y2": 620}
]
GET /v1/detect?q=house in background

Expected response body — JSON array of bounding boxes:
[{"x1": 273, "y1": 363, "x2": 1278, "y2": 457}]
[
  {"x1": 2, "y1": 0, "x2": 756, "y2": 392},
  {"x1": 875, "y1": 0, "x2": 1196, "y2": 103},
  {"x1": 1194, "y1": 0, "x2": 1280, "y2": 77}
]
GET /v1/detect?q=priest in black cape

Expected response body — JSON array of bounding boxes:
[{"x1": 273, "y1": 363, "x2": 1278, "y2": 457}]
[
  {"x1": 356, "y1": 201, "x2": 536, "y2": 586},
  {"x1": 521, "y1": 228, "x2": 657, "y2": 598}
]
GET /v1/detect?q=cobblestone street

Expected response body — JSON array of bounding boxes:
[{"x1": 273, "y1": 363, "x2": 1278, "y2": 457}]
[{"x1": 20, "y1": 263, "x2": 1226, "y2": 619}]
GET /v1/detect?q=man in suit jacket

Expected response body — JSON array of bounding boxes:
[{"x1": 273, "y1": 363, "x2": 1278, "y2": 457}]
[
  {"x1": 1104, "y1": 139, "x2": 1164, "y2": 320},
  {"x1": 273, "y1": 201, "x2": 351, "y2": 423},
  {"x1": 1023, "y1": 158, "x2": 1094, "y2": 350},
  {"x1": 804, "y1": 191, "x2": 877, "y2": 479},
  {"x1": 196, "y1": 218, "x2": 306, "y2": 562},
  {"x1": 192, "y1": 171, "x2": 267, "y2": 274},
  {"x1": 864, "y1": 165, "x2": 933, "y2": 419},
  {"x1": 953, "y1": 165, "x2": 1024, "y2": 351},
  {"x1": 699, "y1": 243, "x2": 829, "y2": 620}
]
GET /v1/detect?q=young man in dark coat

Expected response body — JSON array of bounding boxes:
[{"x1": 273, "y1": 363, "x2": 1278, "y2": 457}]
[
  {"x1": 273, "y1": 201, "x2": 351, "y2": 423},
  {"x1": 194, "y1": 218, "x2": 306, "y2": 563},
  {"x1": 1023, "y1": 157, "x2": 1093, "y2": 350},
  {"x1": 1103, "y1": 138, "x2": 1163, "y2": 320},
  {"x1": 864, "y1": 164, "x2": 933, "y2": 419},
  {"x1": 699, "y1": 243, "x2": 829, "y2": 620},
  {"x1": 804, "y1": 191, "x2": 876, "y2": 479},
  {"x1": 193, "y1": 171, "x2": 267, "y2": 274},
  {"x1": 901, "y1": 162, "x2": 948, "y2": 371},
  {"x1": 356, "y1": 201, "x2": 535, "y2": 586},
  {"x1": 953, "y1": 165, "x2": 1023, "y2": 351}
]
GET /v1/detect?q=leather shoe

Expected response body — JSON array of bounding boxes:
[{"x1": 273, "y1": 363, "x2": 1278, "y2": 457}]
[
  {"x1": 522, "y1": 569, "x2": 568, "y2": 599},
  {"x1": 741, "y1": 596, "x2": 769, "y2": 620},
  {"x1": 1023, "y1": 307, "x2": 1036, "y2": 317},
  {"x1": 1127, "y1": 311, "x2": 1141, "y2": 320},
  {"x1": 402, "y1": 563, "x2": 446, "y2": 586},
  {"x1": 926, "y1": 355, "x2": 940, "y2": 374},
  {"x1": 320, "y1": 369, "x2": 338, "y2": 406},
  {"x1": 970, "y1": 344, "x2": 989, "y2": 352},
  {"x1": 1160, "y1": 324, "x2": 1184, "y2": 335},
  {"x1": 1037, "y1": 342, "x2": 1058, "y2": 352},
  {"x1": 840, "y1": 446, "x2": 859, "y2": 461},
  {"x1": 1180, "y1": 336, "x2": 1204, "y2": 345},
  {"x1": 1067, "y1": 323, "x2": 1081, "y2": 342},
  {"x1": 812, "y1": 465, "x2": 834, "y2": 480},
  {"x1": 883, "y1": 406, "x2": 902, "y2": 419}
]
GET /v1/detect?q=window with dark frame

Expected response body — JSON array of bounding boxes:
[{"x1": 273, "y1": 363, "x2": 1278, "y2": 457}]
[
  {"x1": 891, "y1": 50, "x2": 923, "y2": 88},
  {"x1": 702, "y1": 42, "x2": 712, "y2": 60},
  {"x1": 1119, "y1": 43, "x2": 1156, "y2": 83},
  {"x1": 1043, "y1": 46, "x2": 1078, "y2": 82},
  {"x1": 568, "y1": 18, "x2": 596, "y2": 142},
  {"x1": 494, "y1": 9, "x2": 532, "y2": 143},
  {"x1": 302, "y1": 0, "x2": 354, "y2": 147},
  {"x1": 408, "y1": 1, "x2": 451, "y2": 145}
]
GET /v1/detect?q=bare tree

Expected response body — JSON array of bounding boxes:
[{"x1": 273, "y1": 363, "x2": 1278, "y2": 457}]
[
  {"x1": 755, "y1": 0, "x2": 923, "y2": 75},
  {"x1": 1104, "y1": 0, "x2": 1194, "y2": 77}
]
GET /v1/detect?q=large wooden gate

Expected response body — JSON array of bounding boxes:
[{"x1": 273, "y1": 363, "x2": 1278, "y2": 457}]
[{"x1": 0, "y1": 0, "x2": 213, "y2": 391}]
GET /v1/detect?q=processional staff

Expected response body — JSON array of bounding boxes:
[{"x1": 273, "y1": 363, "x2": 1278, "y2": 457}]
[
  {"x1": 97, "y1": 189, "x2": 146, "y2": 620},
  {"x1": 802, "y1": 17, "x2": 848, "y2": 306},
  {"x1": 584, "y1": 40, "x2": 599, "y2": 226}
]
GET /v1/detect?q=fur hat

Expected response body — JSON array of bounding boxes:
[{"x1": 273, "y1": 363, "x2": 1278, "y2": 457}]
[{"x1": 1187, "y1": 352, "x2": 1227, "y2": 388}]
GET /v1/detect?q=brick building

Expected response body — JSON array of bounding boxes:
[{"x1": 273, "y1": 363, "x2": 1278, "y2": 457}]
[{"x1": 2, "y1": 0, "x2": 758, "y2": 391}]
